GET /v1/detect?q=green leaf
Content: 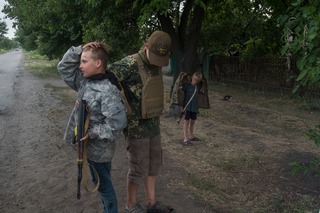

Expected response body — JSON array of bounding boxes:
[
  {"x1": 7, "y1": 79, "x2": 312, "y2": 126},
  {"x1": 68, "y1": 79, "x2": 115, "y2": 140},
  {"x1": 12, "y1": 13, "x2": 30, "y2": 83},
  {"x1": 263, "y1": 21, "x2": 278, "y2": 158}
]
[
  {"x1": 307, "y1": 54, "x2": 317, "y2": 64},
  {"x1": 296, "y1": 58, "x2": 305, "y2": 71},
  {"x1": 292, "y1": 85, "x2": 300, "y2": 93},
  {"x1": 278, "y1": 15, "x2": 289, "y2": 26},
  {"x1": 291, "y1": 0, "x2": 303, "y2": 7},
  {"x1": 307, "y1": 32, "x2": 317, "y2": 41},
  {"x1": 289, "y1": 162, "x2": 302, "y2": 175},
  {"x1": 281, "y1": 44, "x2": 289, "y2": 56},
  {"x1": 297, "y1": 69, "x2": 308, "y2": 81},
  {"x1": 302, "y1": 6, "x2": 316, "y2": 18}
]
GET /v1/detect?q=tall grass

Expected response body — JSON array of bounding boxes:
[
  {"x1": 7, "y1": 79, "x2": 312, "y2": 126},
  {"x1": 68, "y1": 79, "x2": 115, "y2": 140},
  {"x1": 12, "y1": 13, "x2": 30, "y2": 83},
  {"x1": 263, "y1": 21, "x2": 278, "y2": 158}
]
[{"x1": 24, "y1": 51, "x2": 60, "y2": 79}]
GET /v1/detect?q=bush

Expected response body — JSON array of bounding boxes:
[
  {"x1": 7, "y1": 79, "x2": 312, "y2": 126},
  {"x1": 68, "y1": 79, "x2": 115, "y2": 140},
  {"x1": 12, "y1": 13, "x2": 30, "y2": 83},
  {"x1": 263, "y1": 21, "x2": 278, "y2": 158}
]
[{"x1": 290, "y1": 125, "x2": 320, "y2": 180}]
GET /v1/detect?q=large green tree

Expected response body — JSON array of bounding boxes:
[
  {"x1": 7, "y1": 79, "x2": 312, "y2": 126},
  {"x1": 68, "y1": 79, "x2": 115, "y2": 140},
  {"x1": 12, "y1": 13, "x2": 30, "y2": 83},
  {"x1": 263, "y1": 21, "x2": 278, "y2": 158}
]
[
  {"x1": 279, "y1": 0, "x2": 320, "y2": 90},
  {"x1": 83, "y1": 0, "x2": 210, "y2": 77},
  {"x1": 3, "y1": 0, "x2": 86, "y2": 58},
  {"x1": 3, "y1": 0, "x2": 141, "y2": 59},
  {"x1": 151, "y1": 0, "x2": 208, "y2": 75}
]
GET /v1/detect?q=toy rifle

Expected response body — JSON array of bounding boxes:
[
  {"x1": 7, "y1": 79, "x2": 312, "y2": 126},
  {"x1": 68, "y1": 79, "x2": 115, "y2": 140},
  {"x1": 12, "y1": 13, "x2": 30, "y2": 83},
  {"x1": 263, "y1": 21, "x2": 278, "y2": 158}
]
[{"x1": 76, "y1": 100, "x2": 87, "y2": 200}]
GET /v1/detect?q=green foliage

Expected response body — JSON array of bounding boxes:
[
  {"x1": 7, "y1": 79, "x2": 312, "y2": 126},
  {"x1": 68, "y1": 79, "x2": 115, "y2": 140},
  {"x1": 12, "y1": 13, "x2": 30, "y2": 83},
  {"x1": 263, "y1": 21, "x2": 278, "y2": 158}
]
[
  {"x1": 0, "y1": 19, "x2": 17, "y2": 49},
  {"x1": 289, "y1": 125, "x2": 320, "y2": 180},
  {"x1": 3, "y1": 0, "x2": 85, "y2": 58},
  {"x1": 3, "y1": 0, "x2": 141, "y2": 60},
  {"x1": 80, "y1": 0, "x2": 141, "y2": 60},
  {"x1": 200, "y1": 0, "x2": 287, "y2": 58},
  {"x1": 132, "y1": 0, "x2": 171, "y2": 29},
  {"x1": 0, "y1": 19, "x2": 8, "y2": 36},
  {"x1": 0, "y1": 36, "x2": 18, "y2": 50},
  {"x1": 307, "y1": 125, "x2": 320, "y2": 147},
  {"x1": 241, "y1": 38, "x2": 273, "y2": 58},
  {"x1": 279, "y1": 0, "x2": 320, "y2": 90}
]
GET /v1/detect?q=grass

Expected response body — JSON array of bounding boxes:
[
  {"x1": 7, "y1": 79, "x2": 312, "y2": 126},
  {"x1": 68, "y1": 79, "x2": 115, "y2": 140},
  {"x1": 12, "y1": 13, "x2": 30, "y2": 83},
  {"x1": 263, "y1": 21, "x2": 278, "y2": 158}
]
[
  {"x1": 187, "y1": 174, "x2": 217, "y2": 193},
  {"x1": 44, "y1": 84, "x2": 75, "y2": 104},
  {"x1": 23, "y1": 52, "x2": 75, "y2": 134},
  {"x1": 24, "y1": 51, "x2": 60, "y2": 79},
  {"x1": 216, "y1": 161, "x2": 237, "y2": 170},
  {"x1": 240, "y1": 154, "x2": 260, "y2": 167},
  {"x1": 299, "y1": 97, "x2": 320, "y2": 112},
  {"x1": 215, "y1": 154, "x2": 260, "y2": 171},
  {"x1": 268, "y1": 195, "x2": 317, "y2": 213},
  {"x1": 0, "y1": 49, "x2": 8, "y2": 54}
]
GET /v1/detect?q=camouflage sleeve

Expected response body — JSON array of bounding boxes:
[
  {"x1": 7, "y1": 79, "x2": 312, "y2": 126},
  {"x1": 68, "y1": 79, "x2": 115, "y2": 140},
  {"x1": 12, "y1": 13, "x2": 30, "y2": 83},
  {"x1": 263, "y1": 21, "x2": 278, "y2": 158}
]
[{"x1": 57, "y1": 45, "x2": 83, "y2": 91}]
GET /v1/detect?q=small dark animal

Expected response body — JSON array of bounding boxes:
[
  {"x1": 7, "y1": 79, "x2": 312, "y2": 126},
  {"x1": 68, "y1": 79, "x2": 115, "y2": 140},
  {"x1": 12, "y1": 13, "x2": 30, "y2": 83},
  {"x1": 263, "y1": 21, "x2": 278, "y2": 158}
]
[{"x1": 223, "y1": 95, "x2": 232, "y2": 101}]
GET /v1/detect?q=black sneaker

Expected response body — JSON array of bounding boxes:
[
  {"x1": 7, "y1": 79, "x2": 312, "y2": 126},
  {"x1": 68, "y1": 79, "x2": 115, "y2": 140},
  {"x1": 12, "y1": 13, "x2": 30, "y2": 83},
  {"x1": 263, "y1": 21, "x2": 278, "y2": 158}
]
[{"x1": 146, "y1": 201, "x2": 174, "y2": 213}]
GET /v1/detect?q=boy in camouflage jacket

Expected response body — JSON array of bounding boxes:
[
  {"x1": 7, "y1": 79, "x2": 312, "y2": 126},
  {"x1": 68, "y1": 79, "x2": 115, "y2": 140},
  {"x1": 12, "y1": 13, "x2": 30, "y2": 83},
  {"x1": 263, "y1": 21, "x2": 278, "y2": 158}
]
[{"x1": 57, "y1": 42, "x2": 127, "y2": 213}]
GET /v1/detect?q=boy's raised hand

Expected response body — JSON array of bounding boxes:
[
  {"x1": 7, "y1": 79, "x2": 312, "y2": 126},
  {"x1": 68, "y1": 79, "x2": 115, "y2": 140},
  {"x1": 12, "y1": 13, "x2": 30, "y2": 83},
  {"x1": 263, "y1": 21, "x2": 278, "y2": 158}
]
[
  {"x1": 83, "y1": 41, "x2": 100, "y2": 49},
  {"x1": 83, "y1": 42, "x2": 112, "y2": 52}
]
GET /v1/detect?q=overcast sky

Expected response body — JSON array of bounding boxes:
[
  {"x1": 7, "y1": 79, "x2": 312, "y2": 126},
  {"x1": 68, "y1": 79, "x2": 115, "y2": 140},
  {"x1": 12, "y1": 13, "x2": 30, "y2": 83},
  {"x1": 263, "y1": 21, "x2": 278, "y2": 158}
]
[{"x1": 0, "y1": 0, "x2": 15, "y2": 39}]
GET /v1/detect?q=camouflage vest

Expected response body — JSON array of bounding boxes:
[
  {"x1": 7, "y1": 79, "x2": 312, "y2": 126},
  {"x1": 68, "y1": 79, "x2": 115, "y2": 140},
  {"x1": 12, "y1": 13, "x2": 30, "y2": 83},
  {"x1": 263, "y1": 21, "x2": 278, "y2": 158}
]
[
  {"x1": 133, "y1": 53, "x2": 164, "y2": 119},
  {"x1": 170, "y1": 72, "x2": 210, "y2": 109}
]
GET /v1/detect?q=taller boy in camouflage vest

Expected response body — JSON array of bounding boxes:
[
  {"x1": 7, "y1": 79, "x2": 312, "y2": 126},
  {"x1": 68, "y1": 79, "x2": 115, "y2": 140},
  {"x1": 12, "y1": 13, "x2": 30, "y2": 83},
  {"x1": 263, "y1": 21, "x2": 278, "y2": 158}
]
[{"x1": 108, "y1": 31, "x2": 174, "y2": 213}]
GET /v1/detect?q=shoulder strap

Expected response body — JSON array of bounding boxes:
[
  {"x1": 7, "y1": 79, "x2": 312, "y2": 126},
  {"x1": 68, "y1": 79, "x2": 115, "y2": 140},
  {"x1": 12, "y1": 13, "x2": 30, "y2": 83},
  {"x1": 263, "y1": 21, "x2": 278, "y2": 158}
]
[
  {"x1": 183, "y1": 86, "x2": 197, "y2": 111},
  {"x1": 132, "y1": 53, "x2": 148, "y2": 85}
]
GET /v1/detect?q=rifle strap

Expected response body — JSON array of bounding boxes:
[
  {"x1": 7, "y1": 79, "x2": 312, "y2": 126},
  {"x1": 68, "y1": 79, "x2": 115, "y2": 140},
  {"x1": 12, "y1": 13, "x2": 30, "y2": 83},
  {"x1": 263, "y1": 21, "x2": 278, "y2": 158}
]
[
  {"x1": 176, "y1": 86, "x2": 197, "y2": 125},
  {"x1": 183, "y1": 86, "x2": 197, "y2": 112},
  {"x1": 82, "y1": 112, "x2": 100, "y2": 193}
]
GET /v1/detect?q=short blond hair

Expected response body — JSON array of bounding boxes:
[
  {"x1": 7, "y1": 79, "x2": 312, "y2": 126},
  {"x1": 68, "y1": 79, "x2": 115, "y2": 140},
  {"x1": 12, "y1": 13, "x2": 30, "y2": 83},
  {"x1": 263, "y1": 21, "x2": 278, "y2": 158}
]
[
  {"x1": 192, "y1": 71, "x2": 203, "y2": 82},
  {"x1": 82, "y1": 42, "x2": 111, "y2": 69}
]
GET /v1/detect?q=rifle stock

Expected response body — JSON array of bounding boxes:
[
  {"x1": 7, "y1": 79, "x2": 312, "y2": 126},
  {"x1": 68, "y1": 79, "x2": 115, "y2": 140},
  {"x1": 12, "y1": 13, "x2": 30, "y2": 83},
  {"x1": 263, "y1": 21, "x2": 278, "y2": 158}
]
[{"x1": 76, "y1": 100, "x2": 87, "y2": 200}]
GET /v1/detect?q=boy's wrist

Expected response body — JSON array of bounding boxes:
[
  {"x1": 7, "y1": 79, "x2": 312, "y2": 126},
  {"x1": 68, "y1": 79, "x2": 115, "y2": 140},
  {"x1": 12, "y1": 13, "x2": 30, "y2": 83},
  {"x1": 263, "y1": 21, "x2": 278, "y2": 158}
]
[{"x1": 73, "y1": 45, "x2": 83, "y2": 55}]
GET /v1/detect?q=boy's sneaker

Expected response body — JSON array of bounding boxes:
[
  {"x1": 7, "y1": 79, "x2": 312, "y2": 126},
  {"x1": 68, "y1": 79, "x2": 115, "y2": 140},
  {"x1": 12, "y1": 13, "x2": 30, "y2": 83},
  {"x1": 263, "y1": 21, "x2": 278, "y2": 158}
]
[
  {"x1": 124, "y1": 204, "x2": 144, "y2": 213},
  {"x1": 146, "y1": 201, "x2": 174, "y2": 213}
]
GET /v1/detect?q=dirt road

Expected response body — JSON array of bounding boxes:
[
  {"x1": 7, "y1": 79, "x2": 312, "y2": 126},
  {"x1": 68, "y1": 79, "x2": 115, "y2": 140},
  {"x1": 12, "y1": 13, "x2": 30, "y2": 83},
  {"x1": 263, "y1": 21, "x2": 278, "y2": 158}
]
[{"x1": 1, "y1": 50, "x2": 320, "y2": 213}]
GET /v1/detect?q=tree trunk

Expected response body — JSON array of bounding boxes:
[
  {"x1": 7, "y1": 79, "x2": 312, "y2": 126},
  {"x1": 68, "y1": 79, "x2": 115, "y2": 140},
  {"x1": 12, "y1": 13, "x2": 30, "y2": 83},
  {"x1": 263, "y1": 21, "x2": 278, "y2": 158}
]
[
  {"x1": 158, "y1": 1, "x2": 207, "y2": 117},
  {"x1": 158, "y1": 0, "x2": 206, "y2": 86}
]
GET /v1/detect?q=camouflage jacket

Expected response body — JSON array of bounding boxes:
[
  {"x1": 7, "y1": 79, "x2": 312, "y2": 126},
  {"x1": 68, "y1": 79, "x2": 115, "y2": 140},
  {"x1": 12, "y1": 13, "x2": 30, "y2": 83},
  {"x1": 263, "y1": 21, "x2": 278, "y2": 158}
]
[
  {"x1": 57, "y1": 45, "x2": 127, "y2": 163},
  {"x1": 108, "y1": 51, "x2": 161, "y2": 139}
]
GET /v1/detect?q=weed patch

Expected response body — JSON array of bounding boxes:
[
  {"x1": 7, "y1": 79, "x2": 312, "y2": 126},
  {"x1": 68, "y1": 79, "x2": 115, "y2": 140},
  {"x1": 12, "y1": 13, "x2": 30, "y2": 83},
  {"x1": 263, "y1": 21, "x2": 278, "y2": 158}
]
[
  {"x1": 187, "y1": 175, "x2": 217, "y2": 193},
  {"x1": 24, "y1": 51, "x2": 60, "y2": 79}
]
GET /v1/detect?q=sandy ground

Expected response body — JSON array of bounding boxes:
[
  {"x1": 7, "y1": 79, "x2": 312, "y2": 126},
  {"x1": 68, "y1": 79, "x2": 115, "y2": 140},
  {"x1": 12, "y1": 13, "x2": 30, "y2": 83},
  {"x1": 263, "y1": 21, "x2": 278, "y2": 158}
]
[{"x1": 1, "y1": 63, "x2": 320, "y2": 213}]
